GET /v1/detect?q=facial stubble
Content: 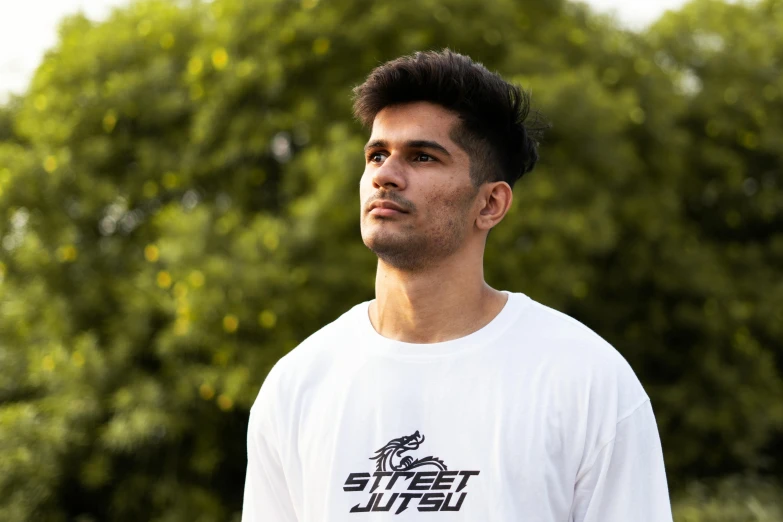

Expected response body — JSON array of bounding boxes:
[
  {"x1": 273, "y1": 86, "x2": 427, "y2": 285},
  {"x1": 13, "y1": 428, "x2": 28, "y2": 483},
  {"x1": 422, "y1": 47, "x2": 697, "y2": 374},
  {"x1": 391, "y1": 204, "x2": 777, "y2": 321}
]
[{"x1": 361, "y1": 184, "x2": 480, "y2": 272}]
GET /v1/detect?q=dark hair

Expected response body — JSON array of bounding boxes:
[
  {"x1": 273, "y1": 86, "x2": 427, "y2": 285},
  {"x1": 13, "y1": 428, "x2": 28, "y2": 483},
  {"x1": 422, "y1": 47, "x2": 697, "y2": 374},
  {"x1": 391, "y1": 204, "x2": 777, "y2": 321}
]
[{"x1": 352, "y1": 49, "x2": 548, "y2": 189}]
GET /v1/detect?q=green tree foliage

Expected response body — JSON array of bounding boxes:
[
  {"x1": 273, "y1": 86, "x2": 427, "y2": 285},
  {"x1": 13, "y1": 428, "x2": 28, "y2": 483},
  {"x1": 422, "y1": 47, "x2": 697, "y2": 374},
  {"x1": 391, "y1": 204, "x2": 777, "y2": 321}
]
[
  {"x1": 672, "y1": 476, "x2": 783, "y2": 521},
  {"x1": 0, "y1": 0, "x2": 781, "y2": 519},
  {"x1": 644, "y1": 0, "x2": 783, "y2": 478}
]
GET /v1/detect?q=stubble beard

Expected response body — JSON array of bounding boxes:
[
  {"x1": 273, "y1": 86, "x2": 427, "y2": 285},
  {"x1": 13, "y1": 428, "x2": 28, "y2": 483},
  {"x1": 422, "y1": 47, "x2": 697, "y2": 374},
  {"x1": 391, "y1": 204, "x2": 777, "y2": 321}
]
[
  {"x1": 362, "y1": 219, "x2": 465, "y2": 272},
  {"x1": 361, "y1": 195, "x2": 476, "y2": 272}
]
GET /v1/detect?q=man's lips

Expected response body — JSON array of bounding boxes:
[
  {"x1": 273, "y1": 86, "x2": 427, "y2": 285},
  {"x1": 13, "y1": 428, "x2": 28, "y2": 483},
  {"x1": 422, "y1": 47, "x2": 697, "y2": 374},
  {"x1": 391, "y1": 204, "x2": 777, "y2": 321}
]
[
  {"x1": 368, "y1": 200, "x2": 409, "y2": 216},
  {"x1": 369, "y1": 207, "x2": 405, "y2": 217}
]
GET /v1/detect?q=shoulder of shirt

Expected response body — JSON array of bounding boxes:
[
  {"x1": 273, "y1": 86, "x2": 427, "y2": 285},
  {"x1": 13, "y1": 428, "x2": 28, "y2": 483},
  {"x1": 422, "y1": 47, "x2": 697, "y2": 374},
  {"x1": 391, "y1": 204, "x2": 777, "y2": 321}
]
[
  {"x1": 517, "y1": 295, "x2": 650, "y2": 406},
  {"x1": 519, "y1": 296, "x2": 625, "y2": 362}
]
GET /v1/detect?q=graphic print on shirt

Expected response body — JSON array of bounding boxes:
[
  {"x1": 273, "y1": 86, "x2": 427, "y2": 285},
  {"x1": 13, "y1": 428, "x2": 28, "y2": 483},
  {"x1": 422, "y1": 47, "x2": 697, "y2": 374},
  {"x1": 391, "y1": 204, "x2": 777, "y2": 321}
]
[
  {"x1": 343, "y1": 431, "x2": 480, "y2": 515},
  {"x1": 371, "y1": 431, "x2": 447, "y2": 472}
]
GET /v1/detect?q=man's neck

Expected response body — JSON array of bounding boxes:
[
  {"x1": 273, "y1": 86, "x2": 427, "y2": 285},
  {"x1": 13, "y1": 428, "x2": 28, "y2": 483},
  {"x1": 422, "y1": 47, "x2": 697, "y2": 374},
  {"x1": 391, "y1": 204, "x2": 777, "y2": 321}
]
[{"x1": 369, "y1": 255, "x2": 508, "y2": 344}]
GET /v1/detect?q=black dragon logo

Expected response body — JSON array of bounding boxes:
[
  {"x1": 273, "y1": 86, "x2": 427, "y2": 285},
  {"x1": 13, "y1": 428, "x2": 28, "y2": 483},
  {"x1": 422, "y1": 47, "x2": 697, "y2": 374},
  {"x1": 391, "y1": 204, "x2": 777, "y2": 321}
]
[{"x1": 370, "y1": 431, "x2": 447, "y2": 472}]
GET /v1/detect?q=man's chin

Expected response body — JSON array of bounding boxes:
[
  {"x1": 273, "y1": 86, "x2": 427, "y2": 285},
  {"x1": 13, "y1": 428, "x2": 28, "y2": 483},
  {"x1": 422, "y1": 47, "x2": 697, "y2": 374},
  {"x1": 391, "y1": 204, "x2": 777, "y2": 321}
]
[
  {"x1": 361, "y1": 236, "x2": 406, "y2": 254},
  {"x1": 361, "y1": 227, "x2": 400, "y2": 247},
  {"x1": 362, "y1": 234, "x2": 406, "y2": 254},
  {"x1": 362, "y1": 236, "x2": 430, "y2": 270}
]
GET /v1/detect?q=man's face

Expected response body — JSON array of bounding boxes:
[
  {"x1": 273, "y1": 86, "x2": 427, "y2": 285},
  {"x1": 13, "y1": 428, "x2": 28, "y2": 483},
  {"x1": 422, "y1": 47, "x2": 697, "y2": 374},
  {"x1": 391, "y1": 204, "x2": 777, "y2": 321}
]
[{"x1": 359, "y1": 101, "x2": 480, "y2": 271}]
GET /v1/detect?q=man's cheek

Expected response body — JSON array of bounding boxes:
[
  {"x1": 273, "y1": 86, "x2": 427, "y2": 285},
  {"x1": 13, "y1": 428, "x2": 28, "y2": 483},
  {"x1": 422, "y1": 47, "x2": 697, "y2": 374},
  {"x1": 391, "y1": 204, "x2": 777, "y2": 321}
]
[
  {"x1": 359, "y1": 173, "x2": 375, "y2": 196},
  {"x1": 358, "y1": 179, "x2": 370, "y2": 204}
]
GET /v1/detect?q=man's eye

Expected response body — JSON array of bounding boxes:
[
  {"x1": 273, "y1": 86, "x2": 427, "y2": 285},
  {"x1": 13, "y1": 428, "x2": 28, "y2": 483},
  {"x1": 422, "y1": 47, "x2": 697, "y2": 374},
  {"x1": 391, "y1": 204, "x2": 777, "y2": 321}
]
[
  {"x1": 368, "y1": 152, "x2": 386, "y2": 163},
  {"x1": 414, "y1": 153, "x2": 435, "y2": 162}
]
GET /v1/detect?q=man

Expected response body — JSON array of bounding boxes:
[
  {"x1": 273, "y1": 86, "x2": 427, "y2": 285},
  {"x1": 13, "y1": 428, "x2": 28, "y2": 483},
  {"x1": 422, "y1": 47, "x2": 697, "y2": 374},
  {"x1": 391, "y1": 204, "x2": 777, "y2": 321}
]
[{"x1": 242, "y1": 49, "x2": 672, "y2": 521}]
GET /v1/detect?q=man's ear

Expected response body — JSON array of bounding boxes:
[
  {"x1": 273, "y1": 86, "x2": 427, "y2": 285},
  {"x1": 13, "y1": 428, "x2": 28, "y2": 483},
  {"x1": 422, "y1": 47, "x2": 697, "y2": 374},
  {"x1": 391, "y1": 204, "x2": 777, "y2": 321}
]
[{"x1": 476, "y1": 181, "x2": 513, "y2": 231}]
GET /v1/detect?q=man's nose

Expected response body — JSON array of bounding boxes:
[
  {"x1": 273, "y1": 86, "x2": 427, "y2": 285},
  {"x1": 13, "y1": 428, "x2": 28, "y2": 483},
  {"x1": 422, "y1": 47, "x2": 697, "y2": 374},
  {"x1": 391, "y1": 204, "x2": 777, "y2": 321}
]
[{"x1": 371, "y1": 154, "x2": 407, "y2": 190}]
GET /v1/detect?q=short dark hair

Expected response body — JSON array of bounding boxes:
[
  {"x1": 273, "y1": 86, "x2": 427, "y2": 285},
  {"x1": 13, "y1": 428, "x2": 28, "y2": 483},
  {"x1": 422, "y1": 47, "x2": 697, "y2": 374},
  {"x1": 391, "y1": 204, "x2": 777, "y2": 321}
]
[{"x1": 352, "y1": 49, "x2": 548, "y2": 189}]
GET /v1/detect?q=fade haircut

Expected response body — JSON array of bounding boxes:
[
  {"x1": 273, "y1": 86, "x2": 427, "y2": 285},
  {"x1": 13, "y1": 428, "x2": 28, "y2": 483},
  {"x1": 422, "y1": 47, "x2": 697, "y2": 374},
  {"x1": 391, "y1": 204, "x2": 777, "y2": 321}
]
[{"x1": 352, "y1": 49, "x2": 548, "y2": 189}]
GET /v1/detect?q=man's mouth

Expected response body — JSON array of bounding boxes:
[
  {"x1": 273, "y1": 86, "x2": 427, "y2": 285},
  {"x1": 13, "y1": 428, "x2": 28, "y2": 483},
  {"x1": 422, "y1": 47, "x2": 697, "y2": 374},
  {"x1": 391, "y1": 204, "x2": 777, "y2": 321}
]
[{"x1": 369, "y1": 207, "x2": 406, "y2": 217}]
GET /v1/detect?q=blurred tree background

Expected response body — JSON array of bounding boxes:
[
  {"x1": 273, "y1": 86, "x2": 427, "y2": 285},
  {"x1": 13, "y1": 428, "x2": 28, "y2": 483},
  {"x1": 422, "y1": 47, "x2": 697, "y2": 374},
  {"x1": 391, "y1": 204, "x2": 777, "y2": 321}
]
[{"x1": 0, "y1": 0, "x2": 781, "y2": 519}]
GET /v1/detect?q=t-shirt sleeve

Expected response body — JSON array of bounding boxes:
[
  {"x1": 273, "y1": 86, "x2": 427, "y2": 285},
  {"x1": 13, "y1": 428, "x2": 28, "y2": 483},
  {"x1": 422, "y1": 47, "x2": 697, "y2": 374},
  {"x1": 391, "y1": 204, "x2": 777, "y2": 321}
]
[
  {"x1": 570, "y1": 399, "x2": 673, "y2": 522},
  {"x1": 242, "y1": 367, "x2": 299, "y2": 522}
]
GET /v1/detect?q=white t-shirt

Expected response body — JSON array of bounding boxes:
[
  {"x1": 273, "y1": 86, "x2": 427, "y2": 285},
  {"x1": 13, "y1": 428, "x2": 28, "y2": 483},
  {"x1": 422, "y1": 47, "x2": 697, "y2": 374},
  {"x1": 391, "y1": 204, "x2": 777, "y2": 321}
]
[{"x1": 242, "y1": 291, "x2": 673, "y2": 521}]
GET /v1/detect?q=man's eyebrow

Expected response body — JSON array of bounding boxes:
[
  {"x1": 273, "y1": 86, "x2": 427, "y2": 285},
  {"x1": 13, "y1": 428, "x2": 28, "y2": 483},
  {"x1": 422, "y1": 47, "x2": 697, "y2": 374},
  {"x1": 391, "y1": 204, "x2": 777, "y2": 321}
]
[{"x1": 363, "y1": 139, "x2": 452, "y2": 157}]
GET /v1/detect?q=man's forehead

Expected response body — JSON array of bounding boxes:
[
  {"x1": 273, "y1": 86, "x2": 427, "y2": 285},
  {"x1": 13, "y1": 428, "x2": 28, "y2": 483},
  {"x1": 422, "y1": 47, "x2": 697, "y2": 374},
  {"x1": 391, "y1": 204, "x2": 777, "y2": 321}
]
[
  {"x1": 372, "y1": 101, "x2": 458, "y2": 126},
  {"x1": 369, "y1": 102, "x2": 460, "y2": 143}
]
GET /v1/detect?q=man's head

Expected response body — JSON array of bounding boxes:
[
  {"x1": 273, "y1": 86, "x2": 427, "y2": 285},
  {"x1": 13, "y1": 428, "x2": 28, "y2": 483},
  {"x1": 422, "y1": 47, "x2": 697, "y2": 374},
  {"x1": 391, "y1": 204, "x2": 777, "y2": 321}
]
[{"x1": 353, "y1": 50, "x2": 545, "y2": 272}]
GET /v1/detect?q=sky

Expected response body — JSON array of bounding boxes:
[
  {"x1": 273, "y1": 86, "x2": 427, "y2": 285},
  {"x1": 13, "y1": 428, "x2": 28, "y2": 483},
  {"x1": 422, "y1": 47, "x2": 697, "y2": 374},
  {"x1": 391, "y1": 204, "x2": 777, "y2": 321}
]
[{"x1": 0, "y1": 0, "x2": 690, "y2": 103}]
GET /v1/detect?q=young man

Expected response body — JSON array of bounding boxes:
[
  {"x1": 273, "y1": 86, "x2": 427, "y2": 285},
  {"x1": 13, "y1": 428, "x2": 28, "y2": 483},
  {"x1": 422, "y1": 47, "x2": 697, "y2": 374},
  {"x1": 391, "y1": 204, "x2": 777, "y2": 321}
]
[{"x1": 242, "y1": 50, "x2": 673, "y2": 521}]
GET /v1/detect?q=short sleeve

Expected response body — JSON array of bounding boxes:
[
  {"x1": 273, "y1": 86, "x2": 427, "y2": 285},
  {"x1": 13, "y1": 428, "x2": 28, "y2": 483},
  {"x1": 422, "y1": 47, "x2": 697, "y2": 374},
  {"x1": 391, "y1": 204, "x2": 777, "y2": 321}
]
[
  {"x1": 570, "y1": 400, "x2": 673, "y2": 522},
  {"x1": 242, "y1": 367, "x2": 299, "y2": 522}
]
